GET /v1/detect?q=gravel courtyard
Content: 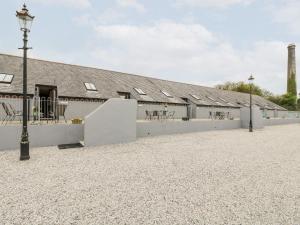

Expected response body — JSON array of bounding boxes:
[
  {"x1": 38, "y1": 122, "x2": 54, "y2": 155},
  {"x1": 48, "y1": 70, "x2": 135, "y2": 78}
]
[{"x1": 1, "y1": 124, "x2": 300, "y2": 225}]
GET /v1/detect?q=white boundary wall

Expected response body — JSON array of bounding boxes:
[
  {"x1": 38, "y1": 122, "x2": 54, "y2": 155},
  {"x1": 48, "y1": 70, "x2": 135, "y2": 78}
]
[
  {"x1": 263, "y1": 118, "x2": 300, "y2": 126},
  {"x1": 84, "y1": 99, "x2": 137, "y2": 147},
  {"x1": 0, "y1": 124, "x2": 83, "y2": 150},
  {"x1": 240, "y1": 106, "x2": 264, "y2": 129},
  {"x1": 65, "y1": 101, "x2": 102, "y2": 120},
  {"x1": 137, "y1": 120, "x2": 241, "y2": 137},
  {"x1": 1, "y1": 99, "x2": 300, "y2": 150}
]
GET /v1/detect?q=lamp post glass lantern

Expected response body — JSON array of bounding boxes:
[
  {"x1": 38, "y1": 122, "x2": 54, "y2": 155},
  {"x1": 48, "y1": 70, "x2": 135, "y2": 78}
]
[
  {"x1": 248, "y1": 75, "x2": 254, "y2": 132},
  {"x1": 16, "y1": 4, "x2": 34, "y2": 160}
]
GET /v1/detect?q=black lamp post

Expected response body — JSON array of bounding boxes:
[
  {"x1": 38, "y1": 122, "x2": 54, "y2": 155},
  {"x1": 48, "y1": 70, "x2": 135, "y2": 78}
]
[
  {"x1": 248, "y1": 75, "x2": 254, "y2": 132},
  {"x1": 16, "y1": 4, "x2": 34, "y2": 161}
]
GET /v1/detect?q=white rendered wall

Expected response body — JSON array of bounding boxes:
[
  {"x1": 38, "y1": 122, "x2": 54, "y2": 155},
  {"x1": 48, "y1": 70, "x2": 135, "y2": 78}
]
[
  {"x1": 137, "y1": 120, "x2": 241, "y2": 137},
  {"x1": 266, "y1": 110, "x2": 275, "y2": 118},
  {"x1": 264, "y1": 118, "x2": 300, "y2": 126},
  {"x1": 278, "y1": 111, "x2": 288, "y2": 118},
  {"x1": 64, "y1": 101, "x2": 102, "y2": 120},
  {"x1": 196, "y1": 106, "x2": 211, "y2": 119},
  {"x1": 0, "y1": 124, "x2": 83, "y2": 151},
  {"x1": 240, "y1": 106, "x2": 264, "y2": 129},
  {"x1": 84, "y1": 98, "x2": 137, "y2": 147}
]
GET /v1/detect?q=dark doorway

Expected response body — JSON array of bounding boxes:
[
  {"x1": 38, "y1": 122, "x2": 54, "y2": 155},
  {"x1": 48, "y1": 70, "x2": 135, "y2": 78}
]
[
  {"x1": 35, "y1": 85, "x2": 57, "y2": 119},
  {"x1": 118, "y1": 92, "x2": 131, "y2": 99}
]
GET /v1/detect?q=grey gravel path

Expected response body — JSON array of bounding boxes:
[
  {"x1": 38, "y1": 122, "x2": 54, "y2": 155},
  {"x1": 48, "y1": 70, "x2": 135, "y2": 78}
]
[{"x1": 1, "y1": 124, "x2": 300, "y2": 225}]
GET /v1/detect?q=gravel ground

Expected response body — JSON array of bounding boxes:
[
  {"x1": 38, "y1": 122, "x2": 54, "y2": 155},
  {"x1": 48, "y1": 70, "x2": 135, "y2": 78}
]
[{"x1": 1, "y1": 124, "x2": 300, "y2": 225}]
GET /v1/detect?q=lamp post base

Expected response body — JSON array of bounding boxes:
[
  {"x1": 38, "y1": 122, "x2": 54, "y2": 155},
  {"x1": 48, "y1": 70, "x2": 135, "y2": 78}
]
[
  {"x1": 249, "y1": 120, "x2": 253, "y2": 132},
  {"x1": 20, "y1": 142, "x2": 30, "y2": 160}
]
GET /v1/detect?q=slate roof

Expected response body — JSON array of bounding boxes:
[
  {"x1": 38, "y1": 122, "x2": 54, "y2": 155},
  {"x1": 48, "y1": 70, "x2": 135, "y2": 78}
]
[{"x1": 0, "y1": 53, "x2": 286, "y2": 110}]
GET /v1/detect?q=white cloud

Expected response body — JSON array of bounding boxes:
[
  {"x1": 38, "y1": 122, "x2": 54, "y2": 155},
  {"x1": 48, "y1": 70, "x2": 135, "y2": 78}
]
[
  {"x1": 30, "y1": 0, "x2": 91, "y2": 8},
  {"x1": 73, "y1": 0, "x2": 142, "y2": 26},
  {"x1": 271, "y1": 0, "x2": 300, "y2": 35},
  {"x1": 116, "y1": 0, "x2": 145, "y2": 13},
  {"x1": 174, "y1": 0, "x2": 254, "y2": 8},
  {"x1": 74, "y1": 9, "x2": 126, "y2": 26},
  {"x1": 91, "y1": 21, "x2": 293, "y2": 94},
  {"x1": 97, "y1": 8, "x2": 126, "y2": 24}
]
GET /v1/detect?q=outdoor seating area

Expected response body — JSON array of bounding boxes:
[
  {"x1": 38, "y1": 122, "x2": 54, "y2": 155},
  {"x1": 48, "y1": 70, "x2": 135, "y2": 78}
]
[
  {"x1": 145, "y1": 110, "x2": 176, "y2": 120},
  {"x1": 209, "y1": 111, "x2": 234, "y2": 120},
  {"x1": 0, "y1": 97, "x2": 69, "y2": 126},
  {"x1": 32, "y1": 98, "x2": 68, "y2": 124}
]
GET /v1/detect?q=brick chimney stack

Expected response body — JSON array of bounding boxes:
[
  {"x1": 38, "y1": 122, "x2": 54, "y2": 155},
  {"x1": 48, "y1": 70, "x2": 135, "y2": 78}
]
[{"x1": 287, "y1": 44, "x2": 297, "y2": 96}]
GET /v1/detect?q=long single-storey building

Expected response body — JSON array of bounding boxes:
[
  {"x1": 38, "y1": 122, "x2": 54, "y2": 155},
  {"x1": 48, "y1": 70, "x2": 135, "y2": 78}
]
[{"x1": 0, "y1": 53, "x2": 288, "y2": 121}]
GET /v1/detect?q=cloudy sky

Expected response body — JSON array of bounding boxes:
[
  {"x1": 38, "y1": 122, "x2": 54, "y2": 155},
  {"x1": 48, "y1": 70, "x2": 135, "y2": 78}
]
[{"x1": 1, "y1": 0, "x2": 299, "y2": 94}]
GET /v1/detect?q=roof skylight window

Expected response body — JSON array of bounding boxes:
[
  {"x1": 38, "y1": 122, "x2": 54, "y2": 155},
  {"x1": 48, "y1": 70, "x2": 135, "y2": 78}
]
[
  {"x1": 218, "y1": 97, "x2": 228, "y2": 103},
  {"x1": 134, "y1": 88, "x2": 146, "y2": 95},
  {"x1": 84, "y1": 82, "x2": 97, "y2": 91},
  {"x1": 161, "y1": 90, "x2": 173, "y2": 98},
  {"x1": 206, "y1": 96, "x2": 215, "y2": 101},
  {"x1": 0, "y1": 74, "x2": 14, "y2": 84},
  {"x1": 190, "y1": 94, "x2": 201, "y2": 100}
]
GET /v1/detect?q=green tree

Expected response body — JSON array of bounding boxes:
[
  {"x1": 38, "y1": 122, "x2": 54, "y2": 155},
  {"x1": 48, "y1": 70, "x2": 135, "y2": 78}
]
[
  {"x1": 215, "y1": 81, "x2": 298, "y2": 111},
  {"x1": 278, "y1": 93, "x2": 297, "y2": 110},
  {"x1": 216, "y1": 81, "x2": 266, "y2": 97}
]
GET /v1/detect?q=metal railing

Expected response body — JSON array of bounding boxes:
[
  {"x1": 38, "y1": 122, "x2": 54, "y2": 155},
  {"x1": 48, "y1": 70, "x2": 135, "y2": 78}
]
[
  {"x1": 0, "y1": 96, "x2": 67, "y2": 125},
  {"x1": 32, "y1": 97, "x2": 68, "y2": 123},
  {"x1": 209, "y1": 111, "x2": 234, "y2": 120},
  {"x1": 0, "y1": 96, "x2": 104, "y2": 125}
]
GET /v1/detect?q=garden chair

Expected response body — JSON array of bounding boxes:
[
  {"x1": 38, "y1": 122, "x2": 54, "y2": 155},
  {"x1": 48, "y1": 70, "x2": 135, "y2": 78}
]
[
  {"x1": 1, "y1": 102, "x2": 13, "y2": 125},
  {"x1": 209, "y1": 111, "x2": 213, "y2": 119},
  {"x1": 145, "y1": 110, "x2": 152, "y2": 120},
  {"x1": 152, "y1": 110, "x2": 159, "y2": 120},
  {"x1": 168, "y1": 111, "x2": 175, "y2": 120},
  {"x1": 8, "y1": 103, "x2": 22, "y2": 123},
  {"x1": 219, "y1": 112, "x2": 225, "y2": 120},
  {"x1": 161, "y1": 110, "x2": 168, "y2": 120}
]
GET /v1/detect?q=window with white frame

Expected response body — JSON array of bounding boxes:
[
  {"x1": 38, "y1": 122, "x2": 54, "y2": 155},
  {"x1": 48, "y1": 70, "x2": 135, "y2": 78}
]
[
  {"x1": 161, "y1": 90, "x2": 173, "y2": 98},
  {"x1": 0, "y1": 74, "x2": 14, "y2": 84},
  {"x1": 134, "y1": 88, "x2": 146, "y2": 95},
  {"x1": 84, "y1": 82, "x2": 97, "y2": 91}
]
